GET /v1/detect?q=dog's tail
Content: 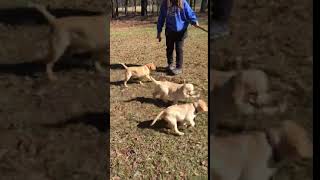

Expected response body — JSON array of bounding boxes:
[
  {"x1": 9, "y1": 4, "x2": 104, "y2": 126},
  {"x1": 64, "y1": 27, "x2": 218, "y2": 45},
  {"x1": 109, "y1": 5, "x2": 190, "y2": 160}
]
[
  {"x1": 149, "y1": 76, "x2": 160, "y2": 85},
  {"x1": 120, "y1": 63, "x2": 128, "y2": 70},
  {"x1": 29, "y1": 3, "x2": 56, "y2": 26},
  {"x1": 150, "y1": 110, "x2": 165, "y2": 126}
]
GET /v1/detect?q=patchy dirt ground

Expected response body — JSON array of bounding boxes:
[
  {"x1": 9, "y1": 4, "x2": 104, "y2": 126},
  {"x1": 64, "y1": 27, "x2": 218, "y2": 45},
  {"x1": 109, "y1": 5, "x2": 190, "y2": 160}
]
[
  {"x1": 0, "y1": 1, "x2": 109, "y2": 180},
  {"x1": 211, "y1": 0, "x2": 313, "y2": 179},
  {"x1": 110, "y1": 15, "x2": 208, "y2": 179}
]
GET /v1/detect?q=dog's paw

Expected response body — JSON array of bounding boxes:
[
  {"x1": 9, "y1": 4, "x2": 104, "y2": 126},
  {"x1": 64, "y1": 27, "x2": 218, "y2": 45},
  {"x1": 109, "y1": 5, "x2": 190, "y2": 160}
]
[
  {"x1": 139, "y1": 81, "x2": 145, "y2": 86},
  {"x1": 176, "y1": 132, "x2": 184, "y2": 136}
]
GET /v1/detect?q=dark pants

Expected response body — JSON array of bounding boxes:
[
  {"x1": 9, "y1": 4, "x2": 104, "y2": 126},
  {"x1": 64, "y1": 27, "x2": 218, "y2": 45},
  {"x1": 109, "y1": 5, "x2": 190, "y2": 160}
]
[
  {"x1": 212, "y1": 0, "x2": 234, "y2": 22},
  {"x1": 165, "y1": 29, "x2": 187, "y2": 69}
]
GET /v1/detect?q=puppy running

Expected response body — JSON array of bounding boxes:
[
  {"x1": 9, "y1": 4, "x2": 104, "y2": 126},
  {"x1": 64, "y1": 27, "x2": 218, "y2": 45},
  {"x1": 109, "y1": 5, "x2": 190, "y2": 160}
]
[
  {"x1": 29, "y1": 3, "x2": 109, "y2": 81},
  {"x1": 150, "y1": 76, "x2": 200, "y2": 104},
  {"x1": 120, "y1": 63, "x2": 156, "y2": 87},
  {"x1": 210, "y1": 120, "x2": 313, "y2": 180},
  {"x1": 150, "y1": 99, "x2": 208, "y2": 136}
]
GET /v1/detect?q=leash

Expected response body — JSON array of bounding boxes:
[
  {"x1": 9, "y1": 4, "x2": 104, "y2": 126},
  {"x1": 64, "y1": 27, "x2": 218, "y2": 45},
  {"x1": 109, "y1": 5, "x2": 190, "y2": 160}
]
[
  {"x1": 193, "y1": 25, "x2": 208, "y2": 33},
  {"x1": 181, "y1": 5, "x2": 208, "y2": 33}
]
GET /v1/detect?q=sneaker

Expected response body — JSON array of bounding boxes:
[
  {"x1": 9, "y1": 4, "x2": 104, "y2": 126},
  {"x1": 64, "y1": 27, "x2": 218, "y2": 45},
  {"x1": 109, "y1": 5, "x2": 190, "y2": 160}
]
[
  {"x1": 210, "y1": 20, "x2": 230, "y2": 40},
  {"x1": 166, "y1": 64, "x2": 175, "y2": 71},
  {"x1": 172, "y1": 68, "x2": 182, "y2": 75}
]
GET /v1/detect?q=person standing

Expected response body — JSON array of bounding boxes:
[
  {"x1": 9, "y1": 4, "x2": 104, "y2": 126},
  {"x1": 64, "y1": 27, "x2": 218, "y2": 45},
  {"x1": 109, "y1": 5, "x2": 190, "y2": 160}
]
[{"x1": 157, "y1": 0, "x2": 199, "y2": 75}]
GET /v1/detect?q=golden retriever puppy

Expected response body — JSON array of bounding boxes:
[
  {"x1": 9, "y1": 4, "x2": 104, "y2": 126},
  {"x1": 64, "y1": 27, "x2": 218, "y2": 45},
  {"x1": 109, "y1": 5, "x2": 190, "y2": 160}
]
[
  {"x1": 150, "y1": 99, "x2": 208, "y2": 136},
  {"x1": 120, "y1": 63, "x2": 156, "y2": 87},
  {"x1": 233, "y1": 69, "x2": 270, "y2": 107},
  {"x1": 29, "y1": 3, "x2": 109, "y2": 81},
  {"x1": 212, "y1": 69, "x2": 286, "y2": 116},
  {"x1": 210, "y1": 69, "x2": 237, "y2": 93},
  {"x1": 150, "y1": 76, "x2": 200, "y2": 104},
  {"x1": 210, "y1": 120, "x2": 313, "y2": 180}
]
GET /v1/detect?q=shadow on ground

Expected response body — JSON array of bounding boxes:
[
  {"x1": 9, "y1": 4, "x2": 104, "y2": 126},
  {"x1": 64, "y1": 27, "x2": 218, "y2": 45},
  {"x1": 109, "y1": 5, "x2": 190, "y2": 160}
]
[
  {"x1": 0, "y1": 8, "x2": 103, "y2": 25},
  {"x1": 110, "y1": 63, "x2": 142, "y2": 70},
  {"x1": 137, "y1": 119, "x2": 188, "y2": 136},
  {"x1": 42, "y1": 112, "x2": 109, "y2": 132},
  {"x1": 0, "y1": 58, "x2": 94, "y2": 77},
  {"x1": 137, "y1": 119, "x2": 169, "y2": 134},
  {"x1": 124, "y1": 96, "x2": 171, "y2": 107}
]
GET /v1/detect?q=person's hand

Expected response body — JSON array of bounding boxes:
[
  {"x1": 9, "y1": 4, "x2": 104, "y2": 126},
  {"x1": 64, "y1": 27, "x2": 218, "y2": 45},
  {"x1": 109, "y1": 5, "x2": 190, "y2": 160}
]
[
  {"x1": 193, "y1": 21, "x2": 200, "y2": 27},
  {"x1": 157, "y1": 33, "x2": 162, "y2": 42}
]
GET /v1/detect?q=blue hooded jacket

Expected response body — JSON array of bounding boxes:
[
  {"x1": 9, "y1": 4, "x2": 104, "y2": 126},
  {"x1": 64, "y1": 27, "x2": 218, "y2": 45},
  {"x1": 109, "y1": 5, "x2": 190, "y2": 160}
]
[{"x1": 157, "y1": 0, "x2": 198, "y2": 33}]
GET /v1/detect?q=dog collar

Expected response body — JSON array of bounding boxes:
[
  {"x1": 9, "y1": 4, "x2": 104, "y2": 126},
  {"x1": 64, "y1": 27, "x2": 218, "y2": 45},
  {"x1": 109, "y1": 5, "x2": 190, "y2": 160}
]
[
  {"x1": 193, "y1": 102, "x2": 199, "y2": 114},
  {"x1": 264, "y1": 130, "x2": 281, "y2": 168}
]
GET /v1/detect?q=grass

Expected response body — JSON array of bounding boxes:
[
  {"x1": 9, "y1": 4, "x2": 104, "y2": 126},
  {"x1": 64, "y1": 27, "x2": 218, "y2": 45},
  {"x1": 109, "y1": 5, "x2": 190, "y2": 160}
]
[{"x1": 110, "y1": 16, "x2": 208, "y2": 179}]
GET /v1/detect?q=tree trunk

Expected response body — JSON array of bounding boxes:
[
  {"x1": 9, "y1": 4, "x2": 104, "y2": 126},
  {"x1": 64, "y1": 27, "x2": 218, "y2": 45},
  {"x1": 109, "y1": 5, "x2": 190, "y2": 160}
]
[
  {"x1": 134, "y1": 0, "x2": 137, "y2": 15},
  {"x1": 156, "y1": 0, "x2": 159, "y2": 15},
  {"x1": 200, "y1": 0, "x2": 207, "y2": 12},
  {"x1": 151, "y1": 0, "x2": 154, "y2": 14},
  {"x1": 111, "y1": 0, "x2": 114, "y2": 18},
  {"x1": 193, "y1": 0, "x2": 196, "y2": 10},
  {"x1": 115, "y1": 0, "x2": 119, "y2": 17},
  {"x1": 125, "y1": 0, "x2": 129, "y2": 15},
  {"x1": 141, "y1": 0, "x2": 148, "y2": 16}
]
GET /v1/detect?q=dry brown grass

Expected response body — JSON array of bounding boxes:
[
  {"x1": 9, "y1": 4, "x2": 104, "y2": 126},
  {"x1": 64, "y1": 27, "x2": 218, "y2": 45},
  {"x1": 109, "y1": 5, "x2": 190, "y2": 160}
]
[{"x1": 110, "y1": 16, "x2": 208, "y2": 179}]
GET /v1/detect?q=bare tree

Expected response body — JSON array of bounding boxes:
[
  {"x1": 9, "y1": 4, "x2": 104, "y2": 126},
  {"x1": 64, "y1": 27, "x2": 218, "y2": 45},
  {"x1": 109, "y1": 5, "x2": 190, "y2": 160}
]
[
  {"x1": 111, "y1": 0, "x2": 115, "y2": 18},
  {"x1": 125, "y1": 0, "x2": 129, "y2": 15},
  {"x1": 141, "y1": 0, "x2": 148, "y2": 16},
  {"x1": 189, "y1": 0, "x2": 193, "y2": 10},
  {"x1": 151, "y1": 0, "x2": 154, "y2": 14},
  {"x1": 156, "y1": 0, "x2": 160, "y2": 15},
  {"x1": 200, "y1": 0, "x2": 207, "y2": 13},
  {"x1": 115, "y1": 0, "x2": 119, "y2": 17},
  {"x1": 134, "y1": 0, "x2": 137, "y2": 15}
]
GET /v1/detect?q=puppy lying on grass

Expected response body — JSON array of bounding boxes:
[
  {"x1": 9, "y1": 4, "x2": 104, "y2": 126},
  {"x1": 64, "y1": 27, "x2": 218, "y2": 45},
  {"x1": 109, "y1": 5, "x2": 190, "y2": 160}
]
[
  {"x1": 150, "y1": 99, "x2": 208, "y2": 136},
  {"x1": 29, "y1": 3, "x2": 109, "y2": 81},
  {"x1": 150, "y1": 76, "x2": 200, "y2": 104},
  {"x1": 120, "y1": 63, "x2": 156, "y2": 87},
  {"x1": 210, "y1": 120, "x2": 313, "y2": 180}
]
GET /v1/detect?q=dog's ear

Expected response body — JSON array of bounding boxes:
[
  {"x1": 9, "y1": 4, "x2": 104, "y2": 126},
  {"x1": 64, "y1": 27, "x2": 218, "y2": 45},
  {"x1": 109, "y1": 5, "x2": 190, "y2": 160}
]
[
  {"x1": 146, "y1": 63, "x2": 156, "y2": 70},
  {"x1": 147, "y1": 63, "x2": 155, "y2": 70}
]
